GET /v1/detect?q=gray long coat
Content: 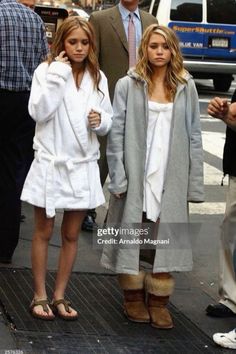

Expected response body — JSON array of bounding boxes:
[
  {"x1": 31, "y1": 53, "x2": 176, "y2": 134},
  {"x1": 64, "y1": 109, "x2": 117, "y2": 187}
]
[{"x1": 101, "y1": 70, "x2": 204, "y2": 274}]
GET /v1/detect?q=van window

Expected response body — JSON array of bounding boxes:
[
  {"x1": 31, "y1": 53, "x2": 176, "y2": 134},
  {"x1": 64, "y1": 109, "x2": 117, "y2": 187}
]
[
  {"x1": 170, "y1": 0, "x2": 202, "y2": 22},
  {"x1": 207, "y1": 0, "x2": 236, "y2": 24}
]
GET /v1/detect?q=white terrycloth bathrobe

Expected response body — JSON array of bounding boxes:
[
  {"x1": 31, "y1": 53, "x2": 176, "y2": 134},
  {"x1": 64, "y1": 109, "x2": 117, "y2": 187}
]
[{"x1": 21, "y1": 61, "x2": 113, "y2": 218}]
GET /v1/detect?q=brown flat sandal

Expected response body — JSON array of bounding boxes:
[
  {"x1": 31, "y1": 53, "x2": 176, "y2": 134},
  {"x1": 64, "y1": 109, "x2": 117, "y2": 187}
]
[
  {"x1": 51, "y1": 299, "x2": 78, "y2": 321},
  {"x1": 30, "y1": 299, "x2": 55, "y2": 321}
]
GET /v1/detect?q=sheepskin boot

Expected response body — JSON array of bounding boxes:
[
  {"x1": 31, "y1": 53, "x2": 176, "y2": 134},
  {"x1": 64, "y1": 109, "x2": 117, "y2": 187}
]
[
  {"x1": 118, "y1": 271, "x2": 150, "y2": 323},
  {"x1": 145, "y1": 273, "x2": 175, "y2": 329}
]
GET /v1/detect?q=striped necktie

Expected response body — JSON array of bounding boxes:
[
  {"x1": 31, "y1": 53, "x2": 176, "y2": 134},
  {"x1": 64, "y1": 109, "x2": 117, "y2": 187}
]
[{"x1": 128, "y1": 13, "x2": 136, "y2": 68}]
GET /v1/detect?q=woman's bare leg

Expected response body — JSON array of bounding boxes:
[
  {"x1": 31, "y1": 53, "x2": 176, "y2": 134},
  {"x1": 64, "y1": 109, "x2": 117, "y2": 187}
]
[
  {"x1": 53, "y1": 210, "x2": 86, "y2": 318},
  {"x1": 31, "y1": 207, "x2": 55, "y2": 318}
]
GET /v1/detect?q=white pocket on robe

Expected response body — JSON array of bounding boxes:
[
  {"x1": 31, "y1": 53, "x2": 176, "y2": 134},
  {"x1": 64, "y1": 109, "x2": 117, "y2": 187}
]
[{"x1": 70, "y1": 163, "x2": 90, "y2": 198}]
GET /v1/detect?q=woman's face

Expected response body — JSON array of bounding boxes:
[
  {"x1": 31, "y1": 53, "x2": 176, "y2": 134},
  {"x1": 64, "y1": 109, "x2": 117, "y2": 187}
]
[
  {"x1": 147, "y1": 33, "x2": 171, "y2": 69},
  {"x1": 64, "y1": 27, "x2": 90, "y2": 66}
]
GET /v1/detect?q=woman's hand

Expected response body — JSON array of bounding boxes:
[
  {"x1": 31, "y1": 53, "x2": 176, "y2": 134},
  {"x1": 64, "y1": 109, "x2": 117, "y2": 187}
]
[
  {"x1": 54, "y1": 51, "x2": 71, "y2": 66},
  {"x1": 88, "y1": 109, "x2": 101, "y2": 129}
]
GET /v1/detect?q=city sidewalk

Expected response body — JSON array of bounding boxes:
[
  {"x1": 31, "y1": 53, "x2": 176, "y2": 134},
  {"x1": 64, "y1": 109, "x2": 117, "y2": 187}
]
[{"x1": 0, "y1": 188, "x2": 235, "y2": 353}]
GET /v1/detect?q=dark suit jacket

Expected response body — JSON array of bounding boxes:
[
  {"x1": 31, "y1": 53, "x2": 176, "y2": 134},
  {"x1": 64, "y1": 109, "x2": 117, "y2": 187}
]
[{"x1": 90, "y1": 5, "x2": 158, "y2": 101}]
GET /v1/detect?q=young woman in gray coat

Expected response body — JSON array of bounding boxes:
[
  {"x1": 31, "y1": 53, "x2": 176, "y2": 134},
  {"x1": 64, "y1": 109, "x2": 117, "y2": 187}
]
[{"x1": 101, "y1": 25, "x2": 204, "y2": 329}]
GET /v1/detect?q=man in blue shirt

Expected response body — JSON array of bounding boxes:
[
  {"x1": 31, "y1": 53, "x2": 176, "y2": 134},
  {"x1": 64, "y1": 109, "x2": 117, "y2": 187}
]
[
  {"x1": 90, "y1": 0, "x2": 158, "y2": 101},
  {"x1": 0, "y1": 0, "x2": 48, "y2": 263}
]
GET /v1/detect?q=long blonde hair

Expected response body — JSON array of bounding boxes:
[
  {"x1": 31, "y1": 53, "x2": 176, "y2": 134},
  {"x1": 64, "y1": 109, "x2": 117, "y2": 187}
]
[
  {"x1": 135, "y1": 24, "x2": 186, "y2": 100},
  {"x1": 48, "y1": 16, "x2": 101, "y2": 90}
]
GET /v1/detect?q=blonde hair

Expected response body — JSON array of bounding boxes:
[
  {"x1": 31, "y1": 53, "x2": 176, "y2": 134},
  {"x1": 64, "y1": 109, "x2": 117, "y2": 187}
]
[
  {"x1": 48, "y1": 16, "x2": 101, "y2": 90},
  {"x1": 135, "y1": 24, "x2": 187, "y2": 100}
]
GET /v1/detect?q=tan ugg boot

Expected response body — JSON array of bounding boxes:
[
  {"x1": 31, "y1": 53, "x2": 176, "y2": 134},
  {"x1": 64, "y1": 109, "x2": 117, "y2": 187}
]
[
  {"x1": 145, "y1": 273, "x2": 174, "y2": 329},
  {"x1": 118, "y1": 271, "x2": 150, "y2": 323}
]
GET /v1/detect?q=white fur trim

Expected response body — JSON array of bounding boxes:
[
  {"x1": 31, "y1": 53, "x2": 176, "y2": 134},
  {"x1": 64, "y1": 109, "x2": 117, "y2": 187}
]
[
  {"x1": 145, "y1": 273, "x2": 175, "y2": 296},
  {"x1": 118, "y1": 271, "x2": 146, "y2": 290}
]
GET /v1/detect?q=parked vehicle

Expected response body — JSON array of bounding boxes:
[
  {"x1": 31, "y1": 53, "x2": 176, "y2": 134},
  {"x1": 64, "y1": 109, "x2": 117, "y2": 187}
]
[
  {"x1": 35, "y1": 5, "x2": 90, "y2": 45},
  {"x1": 35, "y1": 6, "x2": 68, "y2": 44},
  {"x1": 148, "y1": 0, "x2": 236, "y2": 91}
]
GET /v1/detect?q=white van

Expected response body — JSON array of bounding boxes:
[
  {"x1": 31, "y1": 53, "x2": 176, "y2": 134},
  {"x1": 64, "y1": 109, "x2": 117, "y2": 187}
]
[{"x1": 147, "y1": 0, "x2": 236, "y2": 91}]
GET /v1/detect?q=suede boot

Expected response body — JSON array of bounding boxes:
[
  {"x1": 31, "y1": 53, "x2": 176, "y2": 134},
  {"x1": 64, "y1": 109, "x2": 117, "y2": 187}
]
[
  {"x1": 118, "y1": 271, "x2": 150, "y2": 323},
  {"x1": 145, "y1": 273, "x2": 174, "y2": 329}
]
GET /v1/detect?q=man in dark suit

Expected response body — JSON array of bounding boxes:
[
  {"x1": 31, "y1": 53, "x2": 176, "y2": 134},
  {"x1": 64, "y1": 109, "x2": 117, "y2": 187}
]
[
  {"x1": 82, "y1": 1, "x2": 157, "y2": 231},
  {"x1": 90, "y1": 0, "x2": 158, "y2": 102}
]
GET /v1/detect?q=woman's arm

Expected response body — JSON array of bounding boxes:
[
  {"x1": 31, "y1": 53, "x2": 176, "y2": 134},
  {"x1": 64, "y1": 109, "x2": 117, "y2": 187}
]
[
  {"x1": 107, "y1": 78, "x2": 128, "y2": 195},
  {"x1": 89, "y1": 72, "x2": 113, "y2": 136},
  {"x1": 187, "y1": 79, "x2": 205, "y2": 202},
  {"x1": 28, "y1": 62, "x2": 71, "y2": 123}
]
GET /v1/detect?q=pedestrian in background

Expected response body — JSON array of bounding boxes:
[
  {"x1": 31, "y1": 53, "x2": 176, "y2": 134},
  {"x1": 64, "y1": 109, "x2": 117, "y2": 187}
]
[
  {"x1": 207, "y1": 96, "x2": 236, "y2": 350},
  {"x1": 21, "y1": 17, "x2": 112, "y2": 320},
  {"x1": 206, "y1": 93, "x2": 236, "y2": 319},
  {"x1": 81, "y1": 0, "x2": 158, "y2": 231},
  {"x1": 90, "y1": 0, "x2": 158, "y2": 101},
  {"x1": 101, "y1": 24, "x2": 204, "y2": 329},
  {"x1": 18, "y1": 0, "x2": 36, "y2": 226},
  {"x1": 0, "y1": 0, "x2": 48, "y2": 264}
]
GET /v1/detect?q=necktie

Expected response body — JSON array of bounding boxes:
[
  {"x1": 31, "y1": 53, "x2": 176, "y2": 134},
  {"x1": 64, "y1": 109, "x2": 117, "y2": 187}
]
[{"x1": 128, "y1": 13, "x2": 136, "y2": 68}]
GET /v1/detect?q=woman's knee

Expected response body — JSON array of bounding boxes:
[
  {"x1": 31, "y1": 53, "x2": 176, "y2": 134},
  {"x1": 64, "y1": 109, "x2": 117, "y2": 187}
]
[
  {"x1": 33, "y1": 223, "x2": 54, "y2": 242},
  {"x1": 34, "y1": 207, "x2": 54, "y2": 241},
  {"x1": 61, "y1": 210, "x2": 85, "y2": 242},
  {"x1": 61, "y1": 231, "x2": 79, "y2": 244}
]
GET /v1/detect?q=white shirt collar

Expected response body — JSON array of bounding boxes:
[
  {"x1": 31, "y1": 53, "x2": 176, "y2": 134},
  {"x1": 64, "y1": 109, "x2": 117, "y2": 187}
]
[{"x1": 118, "y1": 2, "x2": 140, "y2": 20}]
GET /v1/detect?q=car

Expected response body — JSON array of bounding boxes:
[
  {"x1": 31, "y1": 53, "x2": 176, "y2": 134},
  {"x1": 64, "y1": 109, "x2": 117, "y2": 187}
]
[{"x1": 147, "y1": 0, "x2": 236, "y2": 91}]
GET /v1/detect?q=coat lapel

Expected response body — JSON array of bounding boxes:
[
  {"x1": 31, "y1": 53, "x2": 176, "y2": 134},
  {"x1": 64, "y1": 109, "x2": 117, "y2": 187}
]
[
  {"x1": 109, "y1": 6, "x2": 128, "y2": 53},
  {"x1": 140, "y1": 10, "x2": 151, "y2": 32}
]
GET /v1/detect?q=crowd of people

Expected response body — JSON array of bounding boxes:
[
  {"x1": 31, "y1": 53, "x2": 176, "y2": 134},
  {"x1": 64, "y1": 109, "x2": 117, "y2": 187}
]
[{"x1": 0, "y1": 0, "x2": 236, "y2": 349}]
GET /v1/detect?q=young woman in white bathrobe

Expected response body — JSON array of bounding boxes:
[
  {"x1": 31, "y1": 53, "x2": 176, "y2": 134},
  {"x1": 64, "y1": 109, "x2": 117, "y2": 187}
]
[{"x1": 21, "y1": 17, "x2": 113, "y2": 320}]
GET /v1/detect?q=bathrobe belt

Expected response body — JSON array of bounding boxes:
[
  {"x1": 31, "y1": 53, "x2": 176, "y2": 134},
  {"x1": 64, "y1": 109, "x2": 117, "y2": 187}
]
[{"x1": 35, "y1": 150, "x2": 97, "y2": 218}]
